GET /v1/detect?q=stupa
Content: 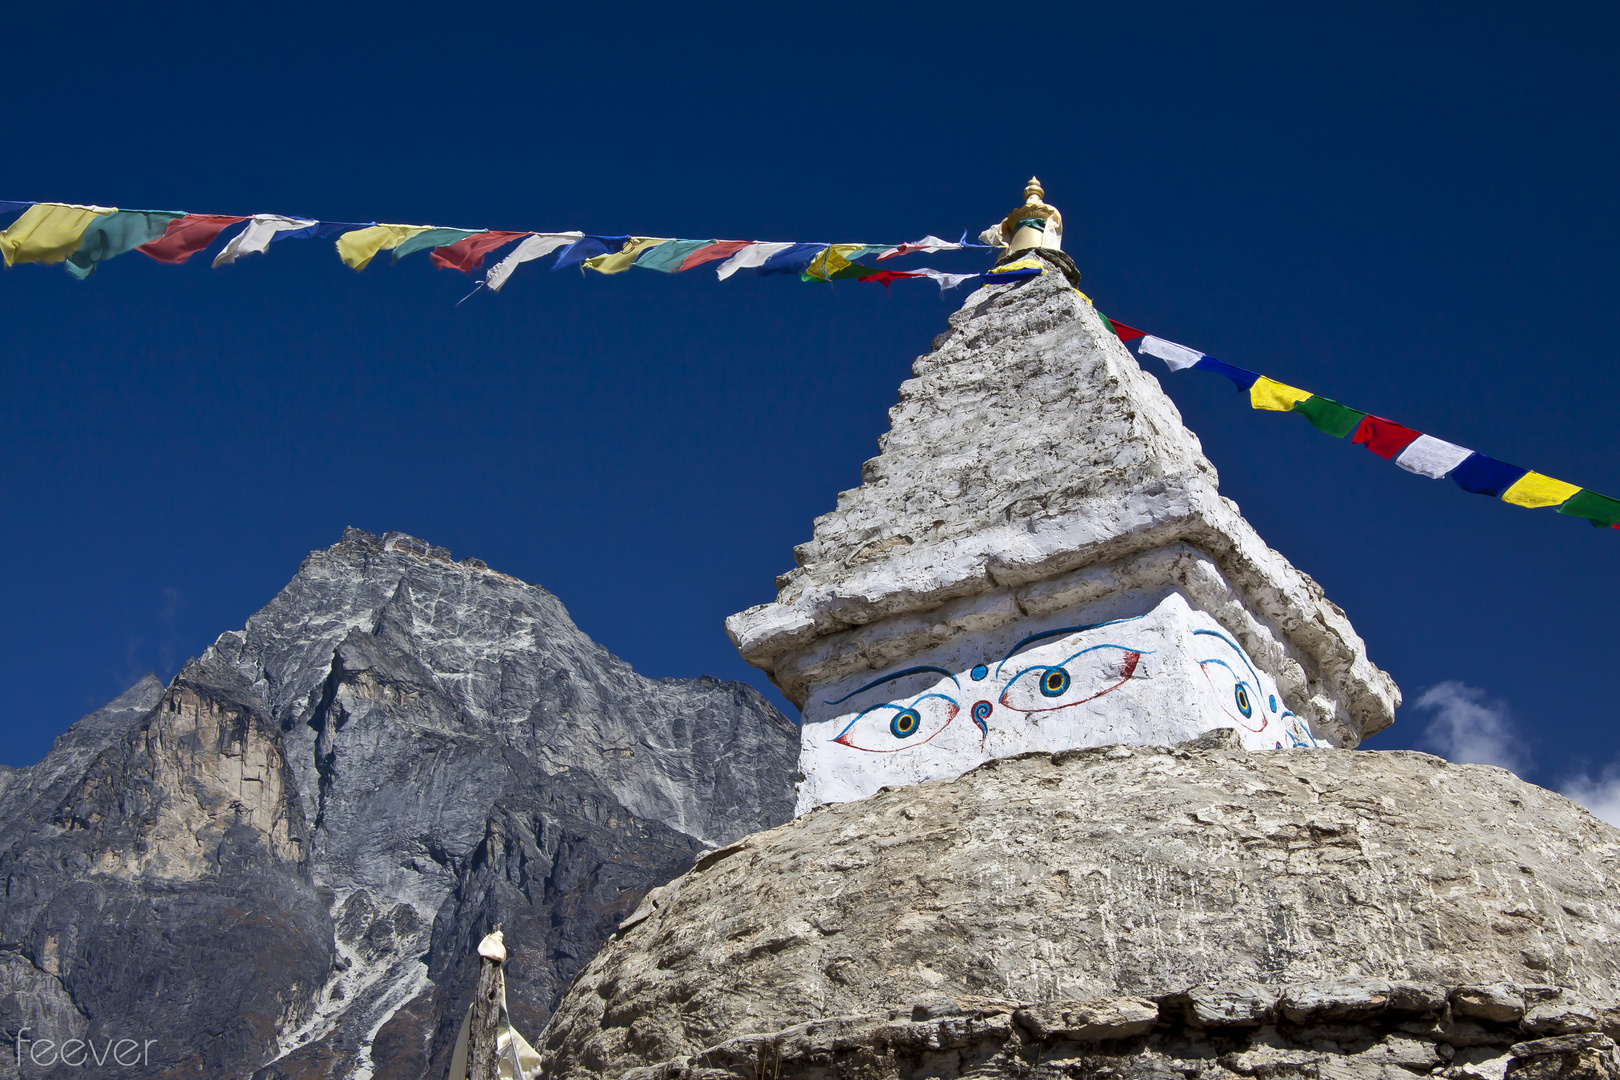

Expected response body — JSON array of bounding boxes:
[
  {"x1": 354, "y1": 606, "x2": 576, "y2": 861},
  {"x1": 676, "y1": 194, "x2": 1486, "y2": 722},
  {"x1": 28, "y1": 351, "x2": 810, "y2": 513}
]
[
  {"x1": 726, "y1": 181, "x2": 1399, "y2": 813},
  {"x1": 538, "y1": 186, "x2": 1620, "y2": 1080}
]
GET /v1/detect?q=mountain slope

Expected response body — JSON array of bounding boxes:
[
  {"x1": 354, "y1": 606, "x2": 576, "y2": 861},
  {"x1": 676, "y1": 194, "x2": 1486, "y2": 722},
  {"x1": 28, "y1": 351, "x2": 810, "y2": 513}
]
[{"x1": 0, "y1": 529, "x2": 797, "y2": 1079}]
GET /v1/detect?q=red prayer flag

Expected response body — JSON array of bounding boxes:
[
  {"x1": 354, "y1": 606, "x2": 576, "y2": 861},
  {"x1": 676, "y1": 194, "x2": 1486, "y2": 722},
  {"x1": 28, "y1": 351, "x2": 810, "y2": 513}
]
[
  {"x1": 136, "y1": 214, "x2": 247, "y2": 264},
  {"x1": 859, "y1": 270, "x2": 923, "y2": 288},
  {"x1": 678, "y1": 240, "x2": 753, "y2": 271},
  {"x1": 429, "y1": 231, "x2": 530, "y2": 274},
  {"x1": 875, "y1": 242, "x2": 932, "y2": 261},
  {"x1": 1107, "y1": 318, "x2": 1147, "y2": 342},
  {"x1": 1351, "y1": 415, "x2": 1423, "y2": 459}
]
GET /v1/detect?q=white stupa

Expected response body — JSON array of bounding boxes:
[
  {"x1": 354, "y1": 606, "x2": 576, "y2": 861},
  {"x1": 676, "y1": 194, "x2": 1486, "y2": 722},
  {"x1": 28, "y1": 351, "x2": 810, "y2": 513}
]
[{"x1": 726, "y1": 182, "x2": 1399, "y2": 814}]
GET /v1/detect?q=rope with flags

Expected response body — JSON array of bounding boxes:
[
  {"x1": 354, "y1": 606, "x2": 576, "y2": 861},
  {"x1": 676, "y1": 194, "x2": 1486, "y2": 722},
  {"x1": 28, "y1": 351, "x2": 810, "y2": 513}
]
[
  {"x1": 1097, "y1": 314, "x2": 1620, "y2": 533},
  {"x1": 0, "y1": 200, "x2": 1027, "y2": 293},
  {"x1": 4, "y1": 197, "x2": 1610, "y2": 536}
]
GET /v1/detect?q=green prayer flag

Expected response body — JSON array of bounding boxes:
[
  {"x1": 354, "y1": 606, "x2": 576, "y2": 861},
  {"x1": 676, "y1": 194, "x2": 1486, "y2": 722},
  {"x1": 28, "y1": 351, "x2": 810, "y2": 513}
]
[
  {"x1": 1556, "y1": 489, "x2": 1620, "y2": 527},
  {"x1": 634, "y1": 239, "x2": 714, "y2": 272},
  {"x1": 64, "y1": 210, "x2": 185, "y2": 279},
  {"x1": 1291, "y1": 395, "x2": 1366, "y2": 439},
  {"x1": 391, "y1": 228, "x2": 481, "y2": 261}
]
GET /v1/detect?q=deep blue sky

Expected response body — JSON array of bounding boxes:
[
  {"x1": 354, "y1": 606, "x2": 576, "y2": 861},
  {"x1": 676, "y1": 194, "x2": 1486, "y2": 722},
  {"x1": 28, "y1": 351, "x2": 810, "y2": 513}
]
[{"x1": 3, "y1": 4, "x2": 1615, "y2": 800}]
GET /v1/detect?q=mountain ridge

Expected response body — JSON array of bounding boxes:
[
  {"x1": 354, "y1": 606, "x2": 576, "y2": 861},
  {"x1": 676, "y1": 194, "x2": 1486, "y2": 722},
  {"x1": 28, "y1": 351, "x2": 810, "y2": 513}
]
[{"x1": 0, "y1": 528, "x2": 796, "y2": 1079}]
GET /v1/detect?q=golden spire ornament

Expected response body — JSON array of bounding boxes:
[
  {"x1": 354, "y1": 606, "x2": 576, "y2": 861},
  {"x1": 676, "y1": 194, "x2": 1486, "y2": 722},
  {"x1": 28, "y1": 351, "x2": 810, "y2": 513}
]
[
  {"x1": 979, "y1": 177, "x2": 1079, "y2": 286},
  {"x1": 981, "y1": 176, "x2": 1064, "y2": 253}
]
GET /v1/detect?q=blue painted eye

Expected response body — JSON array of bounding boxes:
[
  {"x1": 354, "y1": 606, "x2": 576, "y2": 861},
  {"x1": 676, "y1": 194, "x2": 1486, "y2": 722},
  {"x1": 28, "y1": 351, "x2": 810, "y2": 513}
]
[
  {"x1": 833, "y1": 693, "x2": 960, "y2": 752},
  {"x1": 1269, "y1": 694, "x2": 1277, "y2": 713},
  {"x1": 1000, "y1": 646, "x2": 1145, "y2": 716},
  {"x1": 1281, "y1": 712, "x2": 1318, "y2": 747},
  {"x1": 971, "y1": 664, "x2": 988, "y2": 681},
  {"x1": 1234, "y1": 684, "x2": 1253, "y2": 718}
]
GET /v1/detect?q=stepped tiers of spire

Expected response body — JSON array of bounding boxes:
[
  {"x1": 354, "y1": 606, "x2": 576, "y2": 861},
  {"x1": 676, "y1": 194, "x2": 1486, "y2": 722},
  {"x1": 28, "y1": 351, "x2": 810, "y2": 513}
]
[{"x1": 725, "y1": 269, "x2": 1399, "y2": 813}]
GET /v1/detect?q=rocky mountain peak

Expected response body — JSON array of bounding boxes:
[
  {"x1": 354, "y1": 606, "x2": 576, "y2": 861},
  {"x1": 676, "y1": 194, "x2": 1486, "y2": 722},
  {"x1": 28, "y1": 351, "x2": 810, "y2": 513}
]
[
  {"x1": 0, "y1": 529, "x2": 796, "y2": 1079},
  {"x1": 333, "y1": 526, "x2": 500, "y2": 575}
]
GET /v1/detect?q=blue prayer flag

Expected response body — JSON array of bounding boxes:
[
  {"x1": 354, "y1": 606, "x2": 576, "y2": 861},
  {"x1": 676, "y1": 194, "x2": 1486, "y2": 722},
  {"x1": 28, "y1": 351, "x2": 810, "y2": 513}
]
[
  {"x1": 553, "y1": 235, "x2": 630, "y2": 271},
  {"x1": 981, "y1": 267, "x2": 1041, "y2": 284},
  {"x1": 1193, "y1": 356, "x2": 1261, "y2": 391},
  {"x1": 757, "y1": 243, "x2": 826, "y2": 275},
  {"x1": 274, "y1": 221, "x2": 374, "y2": 242},
  {"x1": 1450, "y1": 453, "x2": 1529, "y2": 497}
]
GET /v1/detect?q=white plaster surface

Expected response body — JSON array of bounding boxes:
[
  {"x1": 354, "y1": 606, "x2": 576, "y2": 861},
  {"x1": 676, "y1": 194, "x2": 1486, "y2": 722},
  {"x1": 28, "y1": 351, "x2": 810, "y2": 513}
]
[
  {"x1": 725, "y1": 270, "x2": 1398, "y2": 746},
  {"x1": 797, "y1": 590, "x2": 1318, "y2": 812}
]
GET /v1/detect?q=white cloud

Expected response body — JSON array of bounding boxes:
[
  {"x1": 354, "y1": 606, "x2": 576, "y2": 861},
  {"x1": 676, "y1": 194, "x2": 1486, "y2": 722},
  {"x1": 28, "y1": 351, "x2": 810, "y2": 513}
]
[
  {"x1": 1561, "y1": 769, "x2": 1620, "y2": 828},
  {"x1": 1411, "y1": 680, "x2": 1526, "y2": 773},
  {"x1": 1409, "y1": 682, "x2": 1620, "y2": 829}
]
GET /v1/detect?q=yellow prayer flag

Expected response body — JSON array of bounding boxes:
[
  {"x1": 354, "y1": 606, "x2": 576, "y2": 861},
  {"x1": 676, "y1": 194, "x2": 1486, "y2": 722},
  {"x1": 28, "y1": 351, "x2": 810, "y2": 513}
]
[
  {"x1": 1501, "y1": 471, "x2": 1582, "y2": 509},
  {"x1": 1249, "y1": 376, "x2": 1313, "y2": 412},
  {"x1": 803, "y1": 244, "x2": 865, "y2": 281},
  {"x1": 335, "y1": 224, "x2": 433, "y2": 271},
  {"x1": 989, "y1": 256, "x2": 1045, "y2": 274},
  {"x1": 0, "y1": 203, "x2": 116, "y2": 266},
  {"x1": 583, "y1": 237, "x2": 672, "y2": 275}
]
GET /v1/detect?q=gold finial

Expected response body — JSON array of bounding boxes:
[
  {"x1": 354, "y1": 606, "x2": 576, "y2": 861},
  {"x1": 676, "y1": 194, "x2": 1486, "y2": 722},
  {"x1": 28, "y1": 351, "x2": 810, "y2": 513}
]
[{"x1": 985, "y1": 177, "x2": 1062, "y2": 253}]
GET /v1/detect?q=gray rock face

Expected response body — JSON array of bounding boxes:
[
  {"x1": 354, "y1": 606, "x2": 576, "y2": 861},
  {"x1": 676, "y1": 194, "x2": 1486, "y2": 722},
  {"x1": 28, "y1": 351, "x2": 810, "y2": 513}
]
[
  {"x1": 537, "y1": 739, "x2": 1620, "y2": 1079},
  {"x1": 0, "y1": 659, "x2": 333, "y2": 1079},
  {"x1": 0, "y1": 529, "x2": 796, "y2": 1079}
]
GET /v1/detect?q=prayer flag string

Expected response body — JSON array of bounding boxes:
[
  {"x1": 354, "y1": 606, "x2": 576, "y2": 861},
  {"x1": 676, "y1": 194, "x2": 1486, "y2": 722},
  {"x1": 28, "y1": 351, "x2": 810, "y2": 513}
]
[
  {"x1": 0, "y1": 200, "x2": 998, "y2": 293},
  {"x1": 1106, "y1": 323, "x2": 1620, "y2": 533},
  {"x1": 5, "y1": 198, "x2": 1606, "y2": 537}
]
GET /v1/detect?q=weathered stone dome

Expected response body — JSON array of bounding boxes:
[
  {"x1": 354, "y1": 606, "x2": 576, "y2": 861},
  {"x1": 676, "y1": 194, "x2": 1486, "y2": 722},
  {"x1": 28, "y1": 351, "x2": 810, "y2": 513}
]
[{"x1": 537, "y1": 739, "x2": 1620, "y2": 1079}]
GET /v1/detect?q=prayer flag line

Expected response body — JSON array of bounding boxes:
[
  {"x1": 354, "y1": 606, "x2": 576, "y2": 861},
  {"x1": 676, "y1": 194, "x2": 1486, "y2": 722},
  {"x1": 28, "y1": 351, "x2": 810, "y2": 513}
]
[
  {"x1": 1113, "y1": 327, "x2": 1620, "y2": 532},
  {"x1": 1, "y1": 198, "x2": 1606, "y2": 538},
  {"x1": 0, "y1": 200, "x2": 996, "y2": 292}
]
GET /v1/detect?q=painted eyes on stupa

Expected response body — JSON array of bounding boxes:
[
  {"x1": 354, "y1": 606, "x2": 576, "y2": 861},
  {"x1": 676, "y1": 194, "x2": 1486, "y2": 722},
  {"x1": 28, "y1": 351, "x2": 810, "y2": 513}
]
[
  {"x1": 1196, "y1": 658, "x2": 1266, "y2": 732},
  {"x1": 1193, "y1": 629, "x2": 1270, "y2": 733},
  {"x1": 832, "y1": 693, "x2": 961, "y2": 753},
  {"x1": 1279, "y1": 712, "x2": 1319, "y2": 748},
  {"x1": 998, "y1": 644, "x2": 1143, "y2": 715}
]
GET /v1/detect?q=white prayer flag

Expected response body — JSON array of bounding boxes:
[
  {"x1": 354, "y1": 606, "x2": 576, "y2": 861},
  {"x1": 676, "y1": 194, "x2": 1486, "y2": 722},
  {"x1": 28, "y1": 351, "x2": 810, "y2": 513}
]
[
  {"x1": 914, "y1": 268, "x2": 978, "y2": 292},
  {"x1": 715, "y1": 242, "x2": 793, "y2": 280},
  {"x1": 1395, "y1": 434, "x2": 1474, "y2": 479},
  {"x1": 1139, "y1": 335, "x2": 1205, "y2": 372},
  {"x1": 485, "y1": 233, "x2": 584, "y2": 292},
  {"x1": 876, "y1": 235, "x2": 964, "y2": 261},
  {"x1": 212, "y1": 215, "x2": 316, "y2": 268}
]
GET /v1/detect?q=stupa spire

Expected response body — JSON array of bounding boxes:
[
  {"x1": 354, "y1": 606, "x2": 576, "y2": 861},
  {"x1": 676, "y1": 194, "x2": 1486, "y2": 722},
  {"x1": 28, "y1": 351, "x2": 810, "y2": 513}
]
[
  {"x1": 978, "y1": 176, "x2": 1065, "y2": 254},
  {"x1": 728, "y1": 190, "x2": 1398, "y2": 815}
]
